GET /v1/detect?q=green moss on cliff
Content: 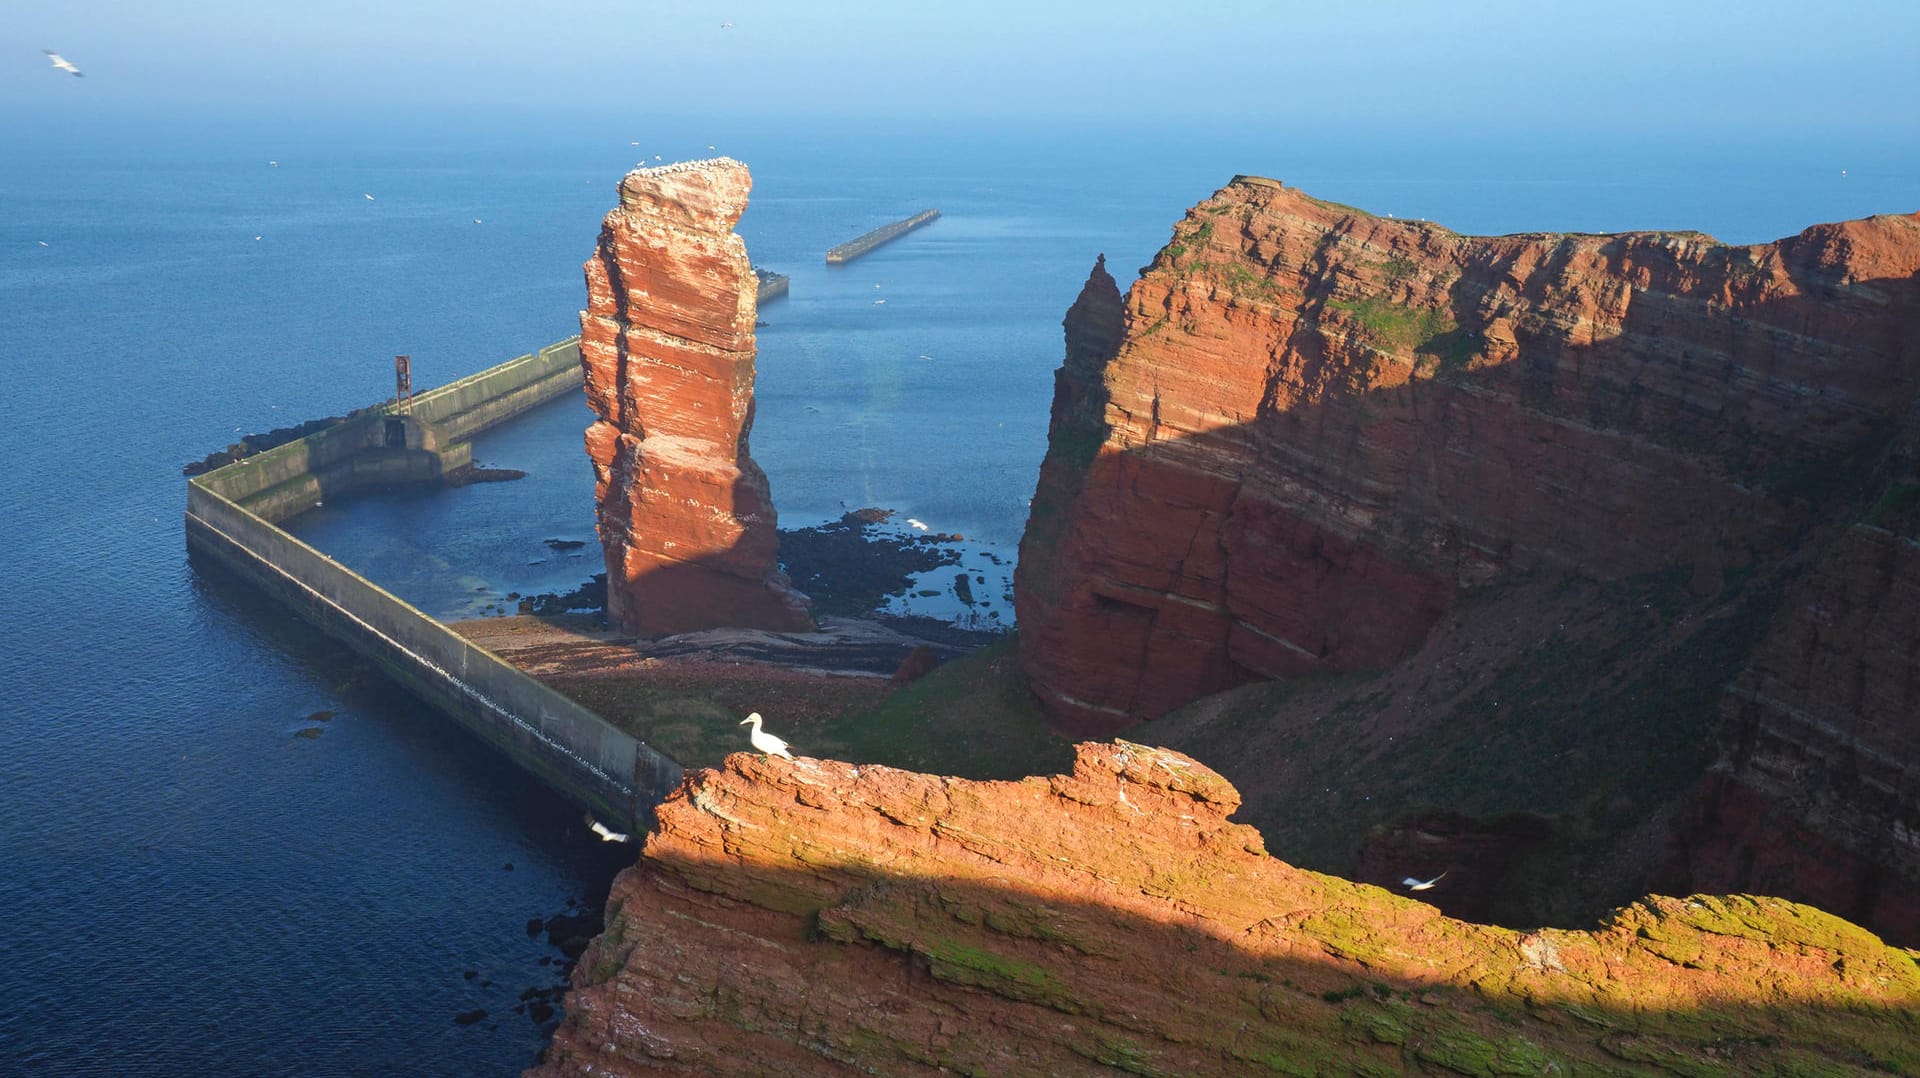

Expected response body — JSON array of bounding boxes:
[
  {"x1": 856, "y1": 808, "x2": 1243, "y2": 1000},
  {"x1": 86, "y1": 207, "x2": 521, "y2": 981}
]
[
  {"x1": 1326, "y1": 295, "x2": 1460, "y2": 361},
  {"x1": 821, "y1": 638, "x2": 1072, "y2": 780}
]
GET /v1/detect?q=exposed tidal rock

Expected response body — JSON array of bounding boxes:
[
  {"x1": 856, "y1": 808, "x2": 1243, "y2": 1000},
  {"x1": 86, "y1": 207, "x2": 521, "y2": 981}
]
[
  {"x1": 580, "y1": 159, "x2": 811, "y2": 636},
  {"x1": 530, "y1": 743, "x2": 1920, "y2": 1076},
  {"x1": 1018, "y1": 176, "x2": 1920, "y2": 734}
]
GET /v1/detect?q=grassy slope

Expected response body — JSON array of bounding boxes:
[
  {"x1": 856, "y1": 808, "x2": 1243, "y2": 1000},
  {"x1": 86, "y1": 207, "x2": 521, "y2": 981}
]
[{"x1": 545, "y1": 635, "x2": 1073, "y2": 781}]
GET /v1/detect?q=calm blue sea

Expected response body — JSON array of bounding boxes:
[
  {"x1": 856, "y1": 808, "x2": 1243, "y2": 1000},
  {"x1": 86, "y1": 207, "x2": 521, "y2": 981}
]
[{"x1": 1, "y1": 110, "x2": 1913, "y2": 1073}]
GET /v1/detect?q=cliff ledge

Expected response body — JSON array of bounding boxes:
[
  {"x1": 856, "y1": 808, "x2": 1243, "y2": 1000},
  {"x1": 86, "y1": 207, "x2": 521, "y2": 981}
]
[{"x1": 531, "y1": 744, "x2": 1919, "y2": 1076}]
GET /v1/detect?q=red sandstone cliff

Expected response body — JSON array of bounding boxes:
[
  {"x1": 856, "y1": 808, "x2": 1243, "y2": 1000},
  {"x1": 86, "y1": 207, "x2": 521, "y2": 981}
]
[
  {"x1": 1015, "y1": 179, "x2": 1920, "y2": 942},
  {"x1": 530, "y1": 744, "x2": 1920, "y2": 1076},
  {"x1": 1667, "y1": 514, "x2": 1920, "y2": 937},
  {"x1": 1018, "y1": 176, "x2": 1920, "y2": 733},
  {"x1": 580, "y1": 159, "x2": 811, "y2": 636}
]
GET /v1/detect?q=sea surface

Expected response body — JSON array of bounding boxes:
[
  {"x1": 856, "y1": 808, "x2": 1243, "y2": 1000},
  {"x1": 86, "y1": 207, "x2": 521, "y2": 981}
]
[{"x1": 2, "y1": 111, "x2": 1913, "y2": 1074}]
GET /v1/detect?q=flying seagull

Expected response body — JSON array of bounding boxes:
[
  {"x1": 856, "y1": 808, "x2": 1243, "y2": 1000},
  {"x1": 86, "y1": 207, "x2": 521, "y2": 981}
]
[
  {"x1": 906, "y1": 518, "x2": 929, "y2": 531},
  {"x1": 739, "y1": 712, "x2": 794, "y2": 760},
  {"x1": 363, "y1": 193, "x2": 375, "y2": 201},
  {"x1": 585, "y1": 815, "x2": 630, "y2": 843},
  {"x1": 1401, "y1": 872, "x2": 1446, "y2": 891},
  {"x1": 44, "y1": 51, "x2": 83, "y2": 77}
]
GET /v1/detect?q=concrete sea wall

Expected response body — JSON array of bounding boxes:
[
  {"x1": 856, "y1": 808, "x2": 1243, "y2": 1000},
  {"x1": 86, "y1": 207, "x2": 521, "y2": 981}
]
[
  {"x1": 186, "y1": 336, "x2": 681, "y2": 833},
  {"x1": 825, "y1": 209, "x2": 939, "y2": 264}
]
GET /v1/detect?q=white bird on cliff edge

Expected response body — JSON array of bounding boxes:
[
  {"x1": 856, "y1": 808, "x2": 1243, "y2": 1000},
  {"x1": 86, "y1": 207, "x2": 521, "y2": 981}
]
[
  {"x1": 1401, "y1": 872, "x2": 1446, "y2": 891},
  {"x1": 740, "y1": 712, "x2": 794, "y2": 760},
  {"x1": 44, "y1": 51, "x2": 83, "y2": 77},
  {"x1": 586, "y1": 814, "x2": 630, "y2": 843}
]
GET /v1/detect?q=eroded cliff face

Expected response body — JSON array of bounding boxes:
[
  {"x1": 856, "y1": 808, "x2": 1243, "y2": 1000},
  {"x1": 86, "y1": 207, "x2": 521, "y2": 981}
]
[
  {"x1": 1017, "y1": 177, "x2": 1920, "y2": 734},
  {"x1": 530, "y1": 744, "x2": 1920, "y2": 1076},
  {"x1": 1667, "y1": 514, "x2": 1920, "y2": 938},
  {"x1": 1014, "y1": 179, "x2": 1920, "y2": 943},
  {"x1": 580, "y1": 159, "x2": 811, "y2": 637}
]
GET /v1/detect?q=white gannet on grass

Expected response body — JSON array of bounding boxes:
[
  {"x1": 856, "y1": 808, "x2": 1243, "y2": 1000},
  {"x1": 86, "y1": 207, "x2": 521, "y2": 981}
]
[
  {"x1": 44, "y1": 51, "x2": 83, "y2": 77},
  {"x1": 739, "y1": 712, "x2": 794, "y2": 760},
  {"x1": 585, "y1": 814, "x2": 630, "y2": 843},
  {"x1": 1401, "y1": 872, "x2": 1446, "y2": 892}
]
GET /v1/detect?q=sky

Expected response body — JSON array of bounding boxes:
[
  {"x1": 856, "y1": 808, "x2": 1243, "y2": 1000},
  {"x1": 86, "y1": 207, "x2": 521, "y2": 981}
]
[{"x1": 5, "y1": 1, "x2": 1919, "y2": 134}]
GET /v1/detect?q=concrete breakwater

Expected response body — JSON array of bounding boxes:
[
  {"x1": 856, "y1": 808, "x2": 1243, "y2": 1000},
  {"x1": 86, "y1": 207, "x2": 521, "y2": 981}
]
[
  {"x1": 755, "y1": 269, "x2": 790, "y2": 302},
  {"x1": 825, "y1": 209, "x2": 939, "y2": 264},
  {"x1": 185, "y1": 337, "x2": 682, "y2": 833}
]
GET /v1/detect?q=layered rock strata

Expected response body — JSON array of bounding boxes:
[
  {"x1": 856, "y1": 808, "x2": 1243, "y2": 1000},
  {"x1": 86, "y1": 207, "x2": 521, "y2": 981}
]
[
  {"x1": 580, "y1": 159, "x2": 810, "y2": 636},
  {"x1": 531, "y1": 743, "x2": 1920, "y2": 1076},
  {"x1": 1017, "y1": 178, "x2": 1920, "y2": 733},
  {"x1": 1668, "y1": 515, "x2": 1920, "y2": 941}
]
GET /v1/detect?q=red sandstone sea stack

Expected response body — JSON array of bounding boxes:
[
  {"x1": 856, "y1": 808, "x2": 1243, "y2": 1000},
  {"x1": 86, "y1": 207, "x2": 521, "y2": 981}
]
[{"x1": 579, "y1": 159, "x2": 811, "y2": 636}]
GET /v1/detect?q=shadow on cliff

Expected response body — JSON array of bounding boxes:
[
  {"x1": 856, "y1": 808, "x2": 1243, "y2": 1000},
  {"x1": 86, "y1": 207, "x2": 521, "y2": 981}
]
[
  {"x1": 1016, "y1": 248, "x2": 1920, "y2": 944},
  {"x1": 536, "y1": 817, "x2": 1920, "y2": 1073}
]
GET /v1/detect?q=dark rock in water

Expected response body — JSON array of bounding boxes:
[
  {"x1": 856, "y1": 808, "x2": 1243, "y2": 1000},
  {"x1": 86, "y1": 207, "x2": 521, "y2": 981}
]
[
  {"x1": 953, "y1": 573, "x2": 975, "y2": 606},
  {"x1": 463, "y1": 969, "x2": 478, "y2": 980},
  {"x1": 525, "y1": 918, "x2": 543, "y2": 937},
  {"x1": 521, "y1": 574, "x2": 608, "y2": 617},
  {"x1": 304, "y1": 710, "x2": 335, "y2": 722},
  {"x1": 452, "y1": 1009, "x2": 487, "y2": 1027},
  {"x1": 543, "y1": 539, "x2": 587, "y2": 551},
  {"x1": 503, "y1": 862, "x2": 513, "y2": 871},
  {"x1": 890, "y1": 644, "x2": 940, "y2": 684},
  {"x1": 543, "y1": 911, "x2": 602, "y2": 961},
  {"x1": 528, "y1": 1002, "x2": 555, "y2": 1024},
  {"x1": 443, "y1": 464, "x2": 527, "y2": 486},
  {"x1": 780, "y1": 511, "x2": 963, "y2": 617},
  {"x1": 294, "y1": 727, "x2": 322, "y2": 740}
]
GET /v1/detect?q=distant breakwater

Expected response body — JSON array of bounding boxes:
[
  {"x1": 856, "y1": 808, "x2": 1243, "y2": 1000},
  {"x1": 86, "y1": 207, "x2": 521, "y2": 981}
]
[{"x1": 825, "y1": 209, "x2": 939, "y2": 264}]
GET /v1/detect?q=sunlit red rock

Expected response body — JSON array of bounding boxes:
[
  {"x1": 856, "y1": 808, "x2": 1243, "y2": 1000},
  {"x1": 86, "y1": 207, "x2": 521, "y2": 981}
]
[
  {"x1": 579, "y1": 159, "x2": 810, "y2": 636},
  {"x1": 1017, "y1": 176, "x2": 1920, "y2": 734},
  {"x1": 530, "y1": 743, "x2": 1920, "y2": 1075}
]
